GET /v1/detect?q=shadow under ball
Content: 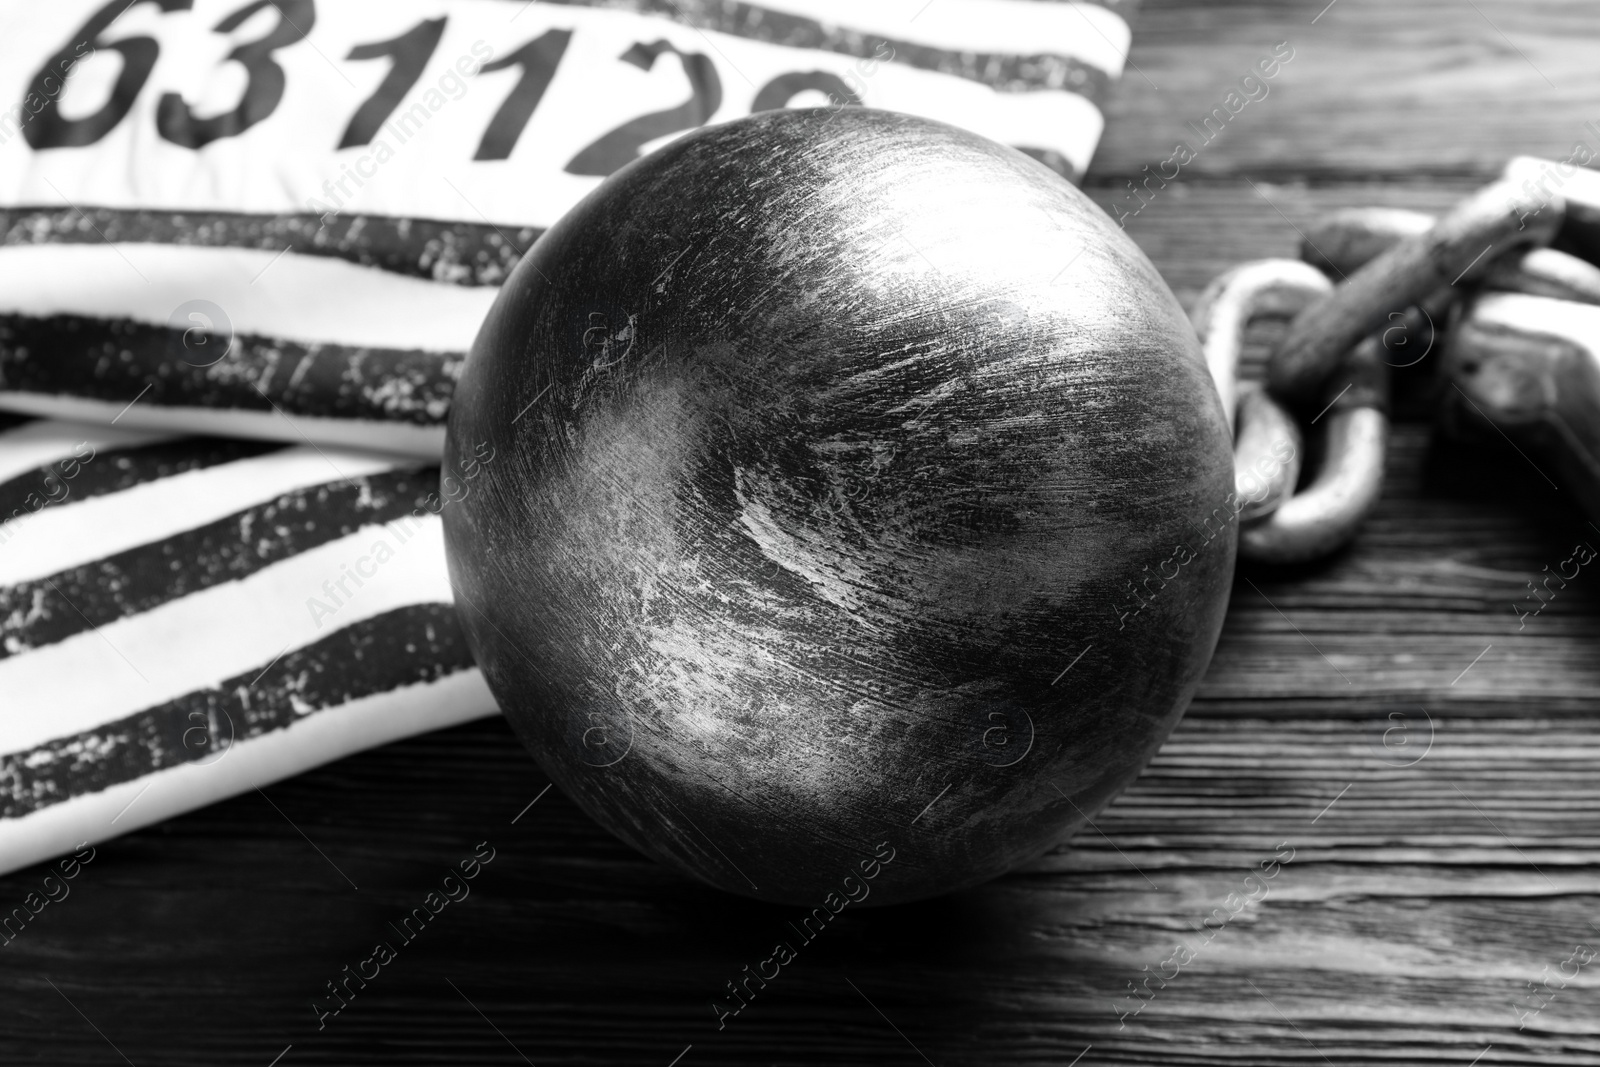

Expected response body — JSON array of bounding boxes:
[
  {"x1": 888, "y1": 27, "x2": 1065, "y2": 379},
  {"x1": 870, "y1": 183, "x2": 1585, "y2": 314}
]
[{"x1": 443, "y1": 108, "x2": 1235, "y2": 906}]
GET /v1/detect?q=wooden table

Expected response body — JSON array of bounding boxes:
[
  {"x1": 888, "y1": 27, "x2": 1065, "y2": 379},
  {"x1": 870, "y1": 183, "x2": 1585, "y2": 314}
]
[{"x1": 7, "y1": 2, "x2": 1600, "y2": 1063}]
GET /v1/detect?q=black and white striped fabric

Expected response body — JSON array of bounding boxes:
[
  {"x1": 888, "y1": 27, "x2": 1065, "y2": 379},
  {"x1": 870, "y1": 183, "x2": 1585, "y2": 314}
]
[
  {"x1": 0, "y1": 0, "x2": 1135, "y2": 875},
  {"x1": 0, "y1": 416, "x2": 496, "y2": 875}
]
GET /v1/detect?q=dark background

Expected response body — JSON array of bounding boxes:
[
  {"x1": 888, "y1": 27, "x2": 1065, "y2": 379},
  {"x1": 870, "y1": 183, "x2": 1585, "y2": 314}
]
[{"x1": 7, "y1": 1, "x2": 1600, "y2": 1064}]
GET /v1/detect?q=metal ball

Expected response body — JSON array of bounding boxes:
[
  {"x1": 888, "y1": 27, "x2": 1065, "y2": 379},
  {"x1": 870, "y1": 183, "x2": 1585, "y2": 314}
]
[{"x1": 444, "y1": 108, "x2": 1234, "y2": 906}]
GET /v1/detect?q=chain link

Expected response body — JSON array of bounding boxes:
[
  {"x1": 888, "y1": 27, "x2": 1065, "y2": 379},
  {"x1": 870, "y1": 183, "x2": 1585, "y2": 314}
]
[{"x1": 1198, "y1": 155, "x2": 1600, "y2": 564}]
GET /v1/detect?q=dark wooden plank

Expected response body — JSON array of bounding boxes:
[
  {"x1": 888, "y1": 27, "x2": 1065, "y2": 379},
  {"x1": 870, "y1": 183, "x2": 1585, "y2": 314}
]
[
  {"x1": 1094, "y1": 0, "x2": 1600, "y2": 181},
  {"x1": 1084, "y1": 179, "x2": 1482, "y2": 306}
]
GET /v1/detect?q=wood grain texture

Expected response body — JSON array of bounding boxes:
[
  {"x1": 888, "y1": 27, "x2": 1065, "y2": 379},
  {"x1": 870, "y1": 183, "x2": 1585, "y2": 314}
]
[
  {"x1": 6, "y1": 2, "x2": 1600, "y2": 1064},
  {"x1": 1093, "y1": 0, "x2": 1600, "y2": 181}
]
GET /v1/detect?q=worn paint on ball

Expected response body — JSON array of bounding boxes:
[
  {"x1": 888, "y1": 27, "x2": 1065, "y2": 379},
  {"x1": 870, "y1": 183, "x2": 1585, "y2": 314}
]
[{"x1": 443, "y1": 108, "x2": 1235, "y2": 906}]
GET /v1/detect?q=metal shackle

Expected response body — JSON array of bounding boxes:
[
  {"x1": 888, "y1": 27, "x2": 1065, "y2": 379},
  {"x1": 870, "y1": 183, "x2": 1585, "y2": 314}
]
[
  {"x1": 1190, "y1": 259, "x2": 1325, "y2": 523},
  {"x1": 1302, "y1": 206, "x2": 1600, "y2": 305},
  {"x1": 1299, "y1": 207, "x2": 1432, "y2": 276},
  {"x1": 1270, "y1": 180, "x2": 1566, "y2": 403},
  {"x1": 1505, "y1": 155, "x2": 1600, "y2": 263},
  {"x1": 1444, "y1": 290, "x2": 1600, "y2": 522}
]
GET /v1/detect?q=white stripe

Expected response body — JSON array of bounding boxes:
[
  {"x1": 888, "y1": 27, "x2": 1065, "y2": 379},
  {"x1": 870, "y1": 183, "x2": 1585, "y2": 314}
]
[
  {"x1": 914, "y1": 88, "x2": 1103, "y2": 176},
  {"x1": 0, "y1": 667, "x2": 499, "y2": 879},
  {"x1": 0, "y1": 394, "x2": 446, "y2": 460},
  {"x1": 0, "y1": 244, "x2": 496, "y2": 352},
  {"x1": 0, "y1": 418, "x2": 169, "y2": 487},
  {"x1": 754, "y1": 0, "x2": 1131, "y2": 76},
  {"x1": 0, "y1": 445, "x2": 398, "y2": 587},
  {"x1": 0, "y1": 515, "x2": 453, "y2": 756}
]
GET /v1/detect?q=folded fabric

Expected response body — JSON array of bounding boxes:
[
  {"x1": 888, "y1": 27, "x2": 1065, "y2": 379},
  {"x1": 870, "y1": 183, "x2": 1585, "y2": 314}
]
[
  {"x1": 0, "y1": 0, "x2": 1136, "y2": 875},
  {"x1": 0, "y1": 416, "x2": 496, "y2": 876}
]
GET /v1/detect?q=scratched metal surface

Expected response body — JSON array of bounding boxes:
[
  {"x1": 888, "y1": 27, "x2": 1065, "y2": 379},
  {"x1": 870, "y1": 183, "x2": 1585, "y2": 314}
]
[
  {"x1": 444, "y1": 105, "x2": 1236, "y2": 909},
  {"x1": 5, "y1": 1, "x2": 1600, "y2": 1064}
]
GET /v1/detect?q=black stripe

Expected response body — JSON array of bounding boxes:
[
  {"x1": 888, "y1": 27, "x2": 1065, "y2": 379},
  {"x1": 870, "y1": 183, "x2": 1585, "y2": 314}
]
[
  {"x1": 0, "y1": 466, "x2": 439, "y2": 660},
  {"x1": 0, "y1": 437, "x2": 282, "y2": 529},
  {"x1": 0, "y1": 208, "x2": 537, "y2": 287},
  {"x1": 543, "y1": 0, "x2": 1115, "y2": 101},
  {"x1": 0, "y1": 314, "x2": 460, "y2": 425},
  {"x1": 0, "y1": 603, "x2": 475, "y2": 820}
]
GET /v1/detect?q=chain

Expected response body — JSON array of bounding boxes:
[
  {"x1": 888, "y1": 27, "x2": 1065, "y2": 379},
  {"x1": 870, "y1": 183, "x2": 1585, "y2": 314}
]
[{"x1": 1197, "y1": 155, "x2": 1600, "y2": 564}]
